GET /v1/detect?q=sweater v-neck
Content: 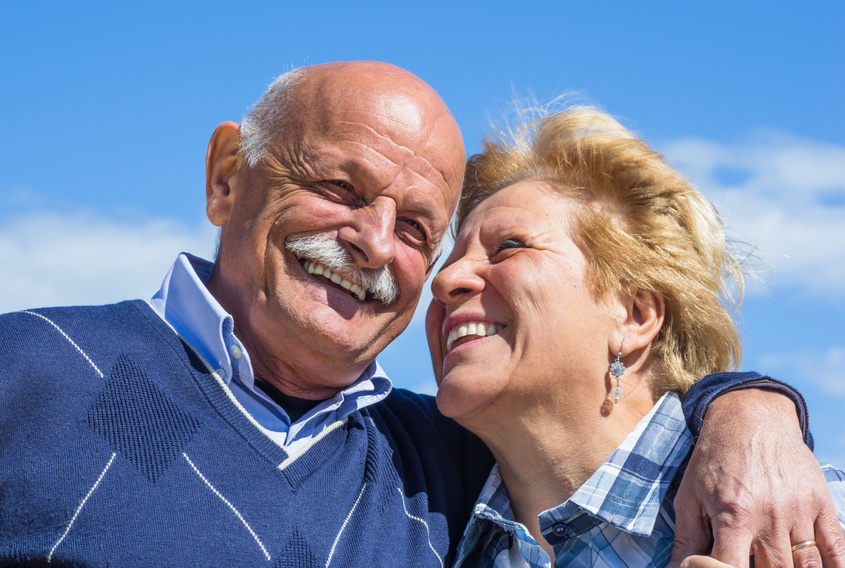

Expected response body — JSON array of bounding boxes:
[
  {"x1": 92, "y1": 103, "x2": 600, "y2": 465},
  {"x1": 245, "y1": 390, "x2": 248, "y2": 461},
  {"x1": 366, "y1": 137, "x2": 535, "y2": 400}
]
[{"x1": 132, "y1": 299, "x2": 356, "y2": 489}]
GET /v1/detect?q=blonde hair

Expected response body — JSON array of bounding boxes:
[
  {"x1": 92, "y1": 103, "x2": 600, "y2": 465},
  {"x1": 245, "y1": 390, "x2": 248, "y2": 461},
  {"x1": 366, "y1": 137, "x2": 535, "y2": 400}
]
[{"x1": 458, "y1": 107, "x2": 744, "y2": 394}]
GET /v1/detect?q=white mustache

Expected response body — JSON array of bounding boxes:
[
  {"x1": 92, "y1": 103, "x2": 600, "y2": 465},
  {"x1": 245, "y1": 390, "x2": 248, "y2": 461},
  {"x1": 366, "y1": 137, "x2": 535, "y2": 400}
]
[{"x1": 285, "y1": 234, "x2": 399, "y2": 304}]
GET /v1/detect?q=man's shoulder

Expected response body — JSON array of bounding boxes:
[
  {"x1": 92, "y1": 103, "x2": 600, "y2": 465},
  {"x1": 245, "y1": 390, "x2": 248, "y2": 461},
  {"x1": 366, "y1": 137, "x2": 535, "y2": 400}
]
[
  {"x1": 376, "y1": 386, "x2": 445, "y2": 426},
  {"x1": 364, "y1": 386, "x2": 494, "y2": 506},
  {"x1": 368, "y1": 386, "x2": 492, "y2": 461},
  {"x1": 0, "y1": 300, "x2": 164, "y2": 357},
  {"x1": 1, "y1": 299, "x2": 148, "y2": 324},
  {"x1": 0, "y1": 301, "x2": 163, "y2": 416},
  {"x1": 383, "y1": 385, "x2": 436, "y2": 408}
]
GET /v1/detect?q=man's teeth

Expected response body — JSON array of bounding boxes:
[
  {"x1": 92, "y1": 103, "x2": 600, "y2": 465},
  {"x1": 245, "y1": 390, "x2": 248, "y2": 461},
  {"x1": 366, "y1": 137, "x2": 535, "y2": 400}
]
[
  {"x1": 304, "y1": 260, "x2": 366, "y2": 301},
  {"x1": 446, "y1": 322, "x2": 503, "y2": 350}
]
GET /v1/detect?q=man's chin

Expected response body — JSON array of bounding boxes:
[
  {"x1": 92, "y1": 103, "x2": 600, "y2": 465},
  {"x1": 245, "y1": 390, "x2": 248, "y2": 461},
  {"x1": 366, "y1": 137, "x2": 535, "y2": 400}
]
[{"x1": 289, "y1": 305, "x2": 393, "y2": 353}]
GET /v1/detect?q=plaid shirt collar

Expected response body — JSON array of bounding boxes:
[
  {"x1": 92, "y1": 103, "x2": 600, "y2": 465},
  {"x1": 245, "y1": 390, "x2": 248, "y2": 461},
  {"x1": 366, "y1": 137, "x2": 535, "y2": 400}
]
[{"x1": 456, "y1": 392, "x2": 692, "y2": 567}]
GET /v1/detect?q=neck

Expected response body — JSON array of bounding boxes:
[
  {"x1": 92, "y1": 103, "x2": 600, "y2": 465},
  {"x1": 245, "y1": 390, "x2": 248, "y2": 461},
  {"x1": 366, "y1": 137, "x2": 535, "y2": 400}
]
[
  {"x1": 464, "y1": 380, "x2": 656, "y2": 557},
  {"x1": 239, "y1": 325, "x2": 359, "y2": 399},
  {"x1": 207, "y1": 269, "x2": 369, "y2": 400},
  {"x1": 255, "y1": 378, "x2": 326, "y2": 420}
]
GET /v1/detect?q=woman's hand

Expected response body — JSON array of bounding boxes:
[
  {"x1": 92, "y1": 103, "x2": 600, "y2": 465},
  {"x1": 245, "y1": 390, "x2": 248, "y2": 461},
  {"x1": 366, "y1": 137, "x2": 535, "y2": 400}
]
[{"x1": 670, "y1": 389, "x2": 845, "y2": 568}]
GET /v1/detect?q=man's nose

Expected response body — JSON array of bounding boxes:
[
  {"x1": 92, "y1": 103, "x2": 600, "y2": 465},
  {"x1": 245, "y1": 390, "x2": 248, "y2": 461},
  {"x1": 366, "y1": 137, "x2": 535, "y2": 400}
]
[{"x1": 338, "y1": 198, "x2": 396, "y2": 269}]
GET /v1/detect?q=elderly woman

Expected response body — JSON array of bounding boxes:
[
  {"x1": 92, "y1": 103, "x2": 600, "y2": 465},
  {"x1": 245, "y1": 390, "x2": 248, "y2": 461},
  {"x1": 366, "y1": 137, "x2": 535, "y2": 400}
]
[{"x1": 425, "y1": 107, "x2": 845, "y2": 567}]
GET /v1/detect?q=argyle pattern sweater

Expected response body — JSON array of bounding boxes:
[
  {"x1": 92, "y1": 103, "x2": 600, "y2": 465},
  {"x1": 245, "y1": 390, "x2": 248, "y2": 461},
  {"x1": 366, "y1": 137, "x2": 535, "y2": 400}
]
[{"x1": 0, "y1": 301, "x2": 494, "y2": 567}]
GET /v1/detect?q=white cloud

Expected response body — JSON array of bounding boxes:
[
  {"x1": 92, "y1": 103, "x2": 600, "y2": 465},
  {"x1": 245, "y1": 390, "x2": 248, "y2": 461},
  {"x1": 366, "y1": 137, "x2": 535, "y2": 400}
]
[
  {"x1": 0, "y1": 211, "x2": 217, "y2": 314},
  {"x1": 662, "y1": 131, "x2": 845, "y2": 300},
  {"x1": 758, "y1": 346, "x2": 845, "y2": 397}
]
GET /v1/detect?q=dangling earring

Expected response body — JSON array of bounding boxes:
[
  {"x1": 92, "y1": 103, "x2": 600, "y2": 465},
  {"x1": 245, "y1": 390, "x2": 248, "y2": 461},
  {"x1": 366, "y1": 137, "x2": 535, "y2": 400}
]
[{"x1": 609, "y1": 340, "x2": 626, "y2": 403}]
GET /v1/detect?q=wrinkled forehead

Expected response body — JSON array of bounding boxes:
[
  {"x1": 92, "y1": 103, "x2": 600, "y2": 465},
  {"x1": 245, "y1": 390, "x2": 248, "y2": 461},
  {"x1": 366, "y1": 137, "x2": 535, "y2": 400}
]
[
  {"x1": 462, "y1": 179, "x2": 573, "y2": 227},
  {"x1": 320, "y1": 82, "x2": 430, "y2": 137},
  {"x1": 293, "y1": 73, "x2": 464, "y2": 188}
]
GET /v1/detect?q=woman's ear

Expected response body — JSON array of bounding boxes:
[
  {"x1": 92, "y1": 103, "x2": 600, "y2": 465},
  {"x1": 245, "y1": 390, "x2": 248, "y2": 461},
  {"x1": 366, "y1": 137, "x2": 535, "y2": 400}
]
[
  {"x1": 613, "y1": 288, "x2": 665, "y2": 355},
  {"x1": 205, "y1": 122, "x2": 243, "y2": 227}
]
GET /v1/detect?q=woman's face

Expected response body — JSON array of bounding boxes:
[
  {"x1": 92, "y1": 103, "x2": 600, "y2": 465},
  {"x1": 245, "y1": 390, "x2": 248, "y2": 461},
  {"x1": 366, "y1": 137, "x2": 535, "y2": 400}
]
[{"x1": 426, "y1": 180, "x2": 622, "y2": 422}]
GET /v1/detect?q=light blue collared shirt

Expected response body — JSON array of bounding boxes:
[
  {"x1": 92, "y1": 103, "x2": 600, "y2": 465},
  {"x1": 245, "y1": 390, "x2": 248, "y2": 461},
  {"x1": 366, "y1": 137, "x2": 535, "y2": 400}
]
[{"x1": 149, "y1": 253, "x2": 393, "y2": 456}]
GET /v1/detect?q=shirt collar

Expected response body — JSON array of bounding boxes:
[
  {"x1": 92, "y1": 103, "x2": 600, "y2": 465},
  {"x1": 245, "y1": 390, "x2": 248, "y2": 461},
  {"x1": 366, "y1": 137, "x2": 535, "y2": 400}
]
[
  {"x1": 458, "y1": 464, "x2": 553, "y2": 567},
  {"x1": 149, "y1": 253, "x2": 244, "y2": 386},
  {"x1": 466, "y1": 392, "x2": 691, "y2": 545},
  {"x1": 148, "y1": 253, "x2": 393, "y2": 431},
  {"x1": 540, "y1": 392, "x2": 692, "y2": 538}
]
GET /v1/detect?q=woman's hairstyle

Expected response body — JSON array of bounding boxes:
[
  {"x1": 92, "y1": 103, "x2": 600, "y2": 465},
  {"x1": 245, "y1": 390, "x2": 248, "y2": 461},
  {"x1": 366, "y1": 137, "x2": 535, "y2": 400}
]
[{"x1": 458, "y1": 106, "x2": 744, "y2": 394}]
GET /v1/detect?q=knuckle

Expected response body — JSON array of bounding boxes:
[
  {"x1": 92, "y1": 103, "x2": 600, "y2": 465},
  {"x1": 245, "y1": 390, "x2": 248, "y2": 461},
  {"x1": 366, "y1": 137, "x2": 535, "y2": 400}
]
[
  {"x1": 761, "y1": 497, "x2": 799, "y2": 523},
  {"x1": 824, "y1": 533, "x2": 845, "y2": 561},
  {"x1": 714, "y1": 502, "x2": 755, "y2": 531},
  {"x1": 753, "y1": 541, "x2": 791, "y2": 568}
]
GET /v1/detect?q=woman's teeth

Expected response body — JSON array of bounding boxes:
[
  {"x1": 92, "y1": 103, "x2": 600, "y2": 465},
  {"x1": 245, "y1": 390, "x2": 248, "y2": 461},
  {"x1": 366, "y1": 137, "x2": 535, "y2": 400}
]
[
  {"x1": 304, "y1": 260, "x2": 366, "y2": 301},
  {"x1": 446, "y1": 322, "x2": 503, "y2": 350}
]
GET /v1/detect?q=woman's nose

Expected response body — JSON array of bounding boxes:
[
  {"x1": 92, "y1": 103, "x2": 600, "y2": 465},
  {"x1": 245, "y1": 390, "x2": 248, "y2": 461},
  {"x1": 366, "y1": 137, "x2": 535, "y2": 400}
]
[{"x1": 430, "y1": 254, "x2": 485, "y2": 305}]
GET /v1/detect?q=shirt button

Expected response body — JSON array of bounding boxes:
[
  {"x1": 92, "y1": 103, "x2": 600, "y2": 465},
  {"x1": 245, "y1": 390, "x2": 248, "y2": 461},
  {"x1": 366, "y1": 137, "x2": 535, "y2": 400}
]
[
  {"x1": 214, "y1": 368, "x2": 226, "y2": 379},
  {"x1": 552, "y1": 523, "x2": 567, "y2": 537},
  {"x1": 230, "y1": 344, "x2": 243, "y2": 359}
]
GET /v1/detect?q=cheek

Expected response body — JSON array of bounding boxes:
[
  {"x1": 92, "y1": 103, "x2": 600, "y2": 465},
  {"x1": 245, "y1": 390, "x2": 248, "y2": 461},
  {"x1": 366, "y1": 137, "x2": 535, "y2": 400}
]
[
  {"x1": 425, "y1": 301, "x2": 445, "y2": 383},
  {"x1": 392, "y1": 246, "x2": 430, "y2": 298},
  {"x1": 274, "y1": 198, "x2": 350, "y2": 235},
  {"x1": 491, "y1": 262, "x2": 548, "y2": 307}
]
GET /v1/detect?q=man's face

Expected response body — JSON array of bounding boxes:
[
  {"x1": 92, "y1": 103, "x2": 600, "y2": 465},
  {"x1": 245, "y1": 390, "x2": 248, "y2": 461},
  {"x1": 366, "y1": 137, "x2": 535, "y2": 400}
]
[{"x1": 208, "y1": 71, "x2": 464, "y2": 393}]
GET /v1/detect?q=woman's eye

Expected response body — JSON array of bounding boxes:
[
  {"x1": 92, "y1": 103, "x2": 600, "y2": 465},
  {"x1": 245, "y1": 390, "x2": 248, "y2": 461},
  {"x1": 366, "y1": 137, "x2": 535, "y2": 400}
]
[{"x1": 495, "y1": 238, "x2": 526, "y2": 254}]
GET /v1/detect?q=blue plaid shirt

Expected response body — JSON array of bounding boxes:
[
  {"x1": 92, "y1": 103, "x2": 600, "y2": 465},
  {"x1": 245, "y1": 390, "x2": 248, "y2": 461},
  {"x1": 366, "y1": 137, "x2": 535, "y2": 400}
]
[{"x1": 454, "y1": 392, "x2": 845, "y2": 568}]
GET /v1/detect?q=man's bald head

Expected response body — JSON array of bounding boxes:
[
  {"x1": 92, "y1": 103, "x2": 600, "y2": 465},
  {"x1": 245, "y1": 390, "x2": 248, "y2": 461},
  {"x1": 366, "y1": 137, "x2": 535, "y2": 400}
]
[{"x1": 240, "y1": 62, "x2": 465, "y2": 191}]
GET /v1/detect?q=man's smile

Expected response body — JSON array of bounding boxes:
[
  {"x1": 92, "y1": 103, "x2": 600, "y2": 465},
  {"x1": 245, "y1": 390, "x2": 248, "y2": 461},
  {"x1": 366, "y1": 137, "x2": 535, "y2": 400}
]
[{"x1": 299, "y1": 257, "x2": 367, "y2": 301}]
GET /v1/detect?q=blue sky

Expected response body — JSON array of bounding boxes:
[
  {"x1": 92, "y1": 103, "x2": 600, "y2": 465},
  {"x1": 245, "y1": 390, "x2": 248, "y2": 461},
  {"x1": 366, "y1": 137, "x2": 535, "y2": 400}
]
[{"x1": 3, "y1": 1, "x2": 843, "y2": 464}]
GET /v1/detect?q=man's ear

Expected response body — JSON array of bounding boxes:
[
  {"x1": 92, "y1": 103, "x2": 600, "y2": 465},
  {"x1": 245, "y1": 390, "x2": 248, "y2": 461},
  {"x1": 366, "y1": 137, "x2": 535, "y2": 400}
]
[
  {"x1": 613, "y1": 289, "x2": 665, "y2": 355},
  {"x1": 205, "y1": 121, "x2": 243, "y2": 227}
]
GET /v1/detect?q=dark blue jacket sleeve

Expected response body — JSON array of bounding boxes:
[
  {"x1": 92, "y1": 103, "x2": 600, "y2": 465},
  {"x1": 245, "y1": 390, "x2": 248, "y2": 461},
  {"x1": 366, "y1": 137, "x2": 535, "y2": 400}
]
[{"x1": 680, "y1": 371, "x2": 813, "y2": 450}]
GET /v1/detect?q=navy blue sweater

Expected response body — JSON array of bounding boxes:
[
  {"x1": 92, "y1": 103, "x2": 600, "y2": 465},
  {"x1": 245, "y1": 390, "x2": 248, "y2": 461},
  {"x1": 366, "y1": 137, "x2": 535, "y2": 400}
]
[
  {"x1": 0, "y1": 301, "x2": 494, "y2": 567},
  {"x1": 0, "y1": 301, "x2": 802, "y2": 566}
]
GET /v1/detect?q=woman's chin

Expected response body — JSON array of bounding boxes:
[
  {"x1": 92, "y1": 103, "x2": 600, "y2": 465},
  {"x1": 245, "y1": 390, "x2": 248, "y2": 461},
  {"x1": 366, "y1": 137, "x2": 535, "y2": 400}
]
[{"x1": 435, "y1": 374, "x2": 505, "y2": 426}]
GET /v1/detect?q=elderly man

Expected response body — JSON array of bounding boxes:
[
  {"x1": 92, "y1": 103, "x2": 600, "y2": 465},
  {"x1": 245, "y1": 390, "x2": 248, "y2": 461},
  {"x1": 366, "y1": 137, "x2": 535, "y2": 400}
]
[{"x1": 0, "y1": 62, "x2": 841, "y2": 567}]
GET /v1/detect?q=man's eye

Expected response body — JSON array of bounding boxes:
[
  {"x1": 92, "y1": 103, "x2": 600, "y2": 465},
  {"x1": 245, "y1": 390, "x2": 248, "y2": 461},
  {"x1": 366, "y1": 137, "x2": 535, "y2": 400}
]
[
  {"x1": 320, "y1": 180, "x2": 363, "y2": 206},
  {"x1": 495, "y1": 238, "x2": 526, "y2": 254},
  {"x1": 328, "y1": 180, "x2": 354, "y2": 192},
  {"x1": 398, "y1": 218, "x2": 427, "y2": 244}
]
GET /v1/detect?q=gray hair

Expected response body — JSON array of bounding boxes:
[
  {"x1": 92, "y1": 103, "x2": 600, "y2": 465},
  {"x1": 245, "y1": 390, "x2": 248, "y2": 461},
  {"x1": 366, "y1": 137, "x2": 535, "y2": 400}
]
[{"x1": 239, "y1": 69, "x2": 306, "y2": 168}]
